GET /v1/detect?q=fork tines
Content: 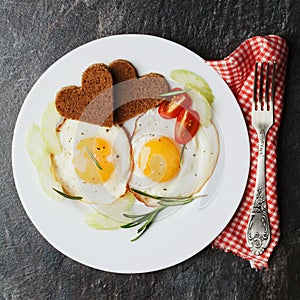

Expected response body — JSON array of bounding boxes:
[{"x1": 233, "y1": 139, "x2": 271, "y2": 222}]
[{"x1": 253, "y1": 62, "x2": 276, "y2": 111}]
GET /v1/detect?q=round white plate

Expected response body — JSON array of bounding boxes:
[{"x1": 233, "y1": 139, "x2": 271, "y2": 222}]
[{"x1": 12, "y1": 34, "x2": 250, "y2": 273}]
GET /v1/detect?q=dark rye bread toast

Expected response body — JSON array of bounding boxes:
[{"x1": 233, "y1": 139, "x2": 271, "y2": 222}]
[
  {"x1": 109, "y1": 59, "x2": 169, "y2": 124},
  {"x1": 109, "y1": 59, "x2": 137, "y2": 84},
  {"x1": 55, "y1": 60, "x2": 169, "y2": 126},
  {"x1": 55, "y1": 63, "x2": 113, "y2": 127}
]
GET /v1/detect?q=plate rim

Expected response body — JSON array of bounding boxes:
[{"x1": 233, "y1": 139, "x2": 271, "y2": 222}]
[{"x1": 12, "y1": 33, "x2": 250, "y2": 273}]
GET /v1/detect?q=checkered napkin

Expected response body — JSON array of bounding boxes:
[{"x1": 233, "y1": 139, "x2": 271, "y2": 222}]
[{"x1": 206, "y1": 35, "x2": 288, "y2": 269}]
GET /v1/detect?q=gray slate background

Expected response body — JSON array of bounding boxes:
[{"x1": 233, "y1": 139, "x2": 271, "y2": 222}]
[{"x1": 1, "y1": 0, "x2": 299, "y2": 299}]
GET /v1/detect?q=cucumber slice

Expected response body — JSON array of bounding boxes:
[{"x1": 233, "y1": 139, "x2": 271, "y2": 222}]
[
  {"x1": 170, "y1": 69, "x2": 214, "y2": 104},
  {"x1": 95, "y1": 192, "x2": 135, "y2": 222},
  {"x1": 84, "y1": 193, "x2": 135, "y2": 230},
  {"x1": 84, "y1": 213, "x2": 125, "y2": 230},
  {"x1": 37, "y1": 167, "x2": 62, "y2": 201},
  {"x1": 41, "y1": 100, "x2": 62, "y2": 155},
  {"x1": 26, "y1": 124, "x2": 62, "y2": 200},
  {"x1": 187, "y1": 89, "x2": 211, "y2": 127},
  {"x1": 26, "y1": 124, "x2": 49, "y2": 169}
]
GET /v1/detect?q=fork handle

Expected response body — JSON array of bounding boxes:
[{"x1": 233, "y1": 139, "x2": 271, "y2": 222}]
[{"x1": 246, "y1": 129, "x2": 271, "y2": 255}]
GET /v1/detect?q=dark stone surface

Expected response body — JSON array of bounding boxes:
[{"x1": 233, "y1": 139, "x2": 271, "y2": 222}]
[{"x1": 1, "y1": 0, "x2": 299, "y2": 299}]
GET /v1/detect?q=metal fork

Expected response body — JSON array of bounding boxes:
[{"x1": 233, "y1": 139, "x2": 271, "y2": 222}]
[{"x1": 246, "y1": 61, "x2": 276, "y2": 255}]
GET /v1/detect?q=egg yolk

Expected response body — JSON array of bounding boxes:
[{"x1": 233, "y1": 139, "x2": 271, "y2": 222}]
[
  {"x1": 74, "y1": 137, "x2": 114, "y2": 183},
  {"x1": 138, "y1": 136, "x2": 180, "y2": 182}
]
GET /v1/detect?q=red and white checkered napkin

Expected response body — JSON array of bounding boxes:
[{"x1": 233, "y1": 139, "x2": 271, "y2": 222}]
[{"x1": 206, "y1": 35, "x2": 288, "y2": 269}]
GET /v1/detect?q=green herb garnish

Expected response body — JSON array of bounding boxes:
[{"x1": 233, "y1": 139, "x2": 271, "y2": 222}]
[
  {"x1": 157, "y1": 198, "x2": 196, "y2": 206},
  {"x1": 180, "y1": 144, "x2": 186, "y2": 166},
  {"x1": 52, "y1": 188, "x2": 83, "y2": 200},
  {"x1": 121, "y1": 207, "x2": 166, "y2": 241},
  {"x1": 85, "y1": 147, "x2": 103, "y2": 170},
  {"x1": 130, "y1": 187, "x2": 205, "y2": 201},
  {"x1": 159, "y1": 88, "x2": 191, "y2": 97},
  {"x1": 122, "y1": 188, "x2": 207, "y2": 241}
]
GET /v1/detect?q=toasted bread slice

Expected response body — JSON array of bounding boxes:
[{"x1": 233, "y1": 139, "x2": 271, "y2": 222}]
[
  {"x1": 109, "y1": 59, "x2": 169, "y2": 124},
  {"x1": 55, "y1": 63, "x2": 113, "y2": 127},
  {"x1": 108, "y1": 59, "x2": 137, "y2": 84}
]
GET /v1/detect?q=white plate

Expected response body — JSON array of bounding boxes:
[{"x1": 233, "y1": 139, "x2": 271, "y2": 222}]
[{"x1": 12, "y1": 34, "x2": 250, "y2": 273}]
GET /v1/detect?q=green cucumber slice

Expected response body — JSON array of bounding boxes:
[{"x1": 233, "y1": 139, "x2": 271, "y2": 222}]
[
  {"x1": 84, "y1": 193, "x2": 135, "y2": 230},
  {"x1": 84, "y1": 213, "x2": 125, "y2": 230},
  {"x1": 187, "y1": 89, "x2": 211, "y2": 127},
  {"x1": 26, "y1": 124, "x2": 62, "y2": 200},
  {"x1": 41, "y1": 100, "x2": 62, "y2": 155},
  {"x1": 26, "y1": 124, "x2": 48, "y2": 168},
  {"x1": 170, "y1": 69, "x2": 214, "y2": 104}
]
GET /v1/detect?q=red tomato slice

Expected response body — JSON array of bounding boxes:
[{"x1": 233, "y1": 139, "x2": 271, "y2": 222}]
[
  {"x1": 175, "y1": 108, "x2": 200, "y2": 144},
  {"x1": 158, "y1": 88, "x2": 192, "y2": 119}
]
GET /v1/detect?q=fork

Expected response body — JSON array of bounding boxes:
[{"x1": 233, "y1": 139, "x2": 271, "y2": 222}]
[{"x1": 246, "y1": 61, "x2": 276, "y2": 256}]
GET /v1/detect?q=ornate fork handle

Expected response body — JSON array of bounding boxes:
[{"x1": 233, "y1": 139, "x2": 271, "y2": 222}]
[{"x1": 246, "y1": 128, "x2": 271, "y2": 255}]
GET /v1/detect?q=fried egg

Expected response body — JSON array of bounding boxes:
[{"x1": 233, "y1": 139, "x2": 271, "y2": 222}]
[
  {"x1": 129, "y1": 98, "x2": 219, "y2": 206},
  {"x1": 52, "y1": 119, "x2": 132, "y2": 205}
]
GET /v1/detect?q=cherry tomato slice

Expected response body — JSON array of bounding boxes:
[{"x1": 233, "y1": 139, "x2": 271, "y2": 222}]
[
  {"x1": 158, "y1": 88, "x2": 192, "y2": 119},
  {"x1": 175, "y1": 108, "x2": 200, "y2": 144}
]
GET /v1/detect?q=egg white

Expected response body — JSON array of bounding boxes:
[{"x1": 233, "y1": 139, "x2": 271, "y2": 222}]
[
  {"x1": 52, "y1": 119, "x2": 132, "y2": 205},
  {"x1": 129, "y1": 95, "x2": 219, "y2": 206}
]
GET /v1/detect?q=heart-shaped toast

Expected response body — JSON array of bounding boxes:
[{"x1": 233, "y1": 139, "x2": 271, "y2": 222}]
[
  {"x1": 55, "y1": 63, "x2": 113, "y2": 126},
  {"x1": 55, "y1": 60, "x2": 169, "y2": 126},
  {"x1": 109, "y1": 59, "x2": 169, "y2": 124}
]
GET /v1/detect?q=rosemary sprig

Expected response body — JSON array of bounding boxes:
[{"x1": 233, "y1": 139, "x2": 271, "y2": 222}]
[
  {"x1": 158, "y1": 198, "x2": 195, "y2": 206},
  {"x1": 122, "y1": 207, "x2": 164, "y2": 228},
  {"x1": 180, "y1": 144, "x2": 186, "y2": 166},
  {"x1": 130, "y1": 187, "x2": 205, "y2": 201},
  {"x1": 121, "y1": 207, "x2": 166, "y2": 241},
  {"x1": 52, "y1": 188, "x2": 83, "y2": 200},
  {"x1": 123, "y1": 189, "x2": 207, "y2": 241},
  {"x1": 159, "y1": 88, "x2": 191, "y2": 97},
  {"x1": 52, "y1": 188, "x2": 108, "y2": 204},
  {"x1": 85, "y1": 147, "x2": 103, "y2": 170}
]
